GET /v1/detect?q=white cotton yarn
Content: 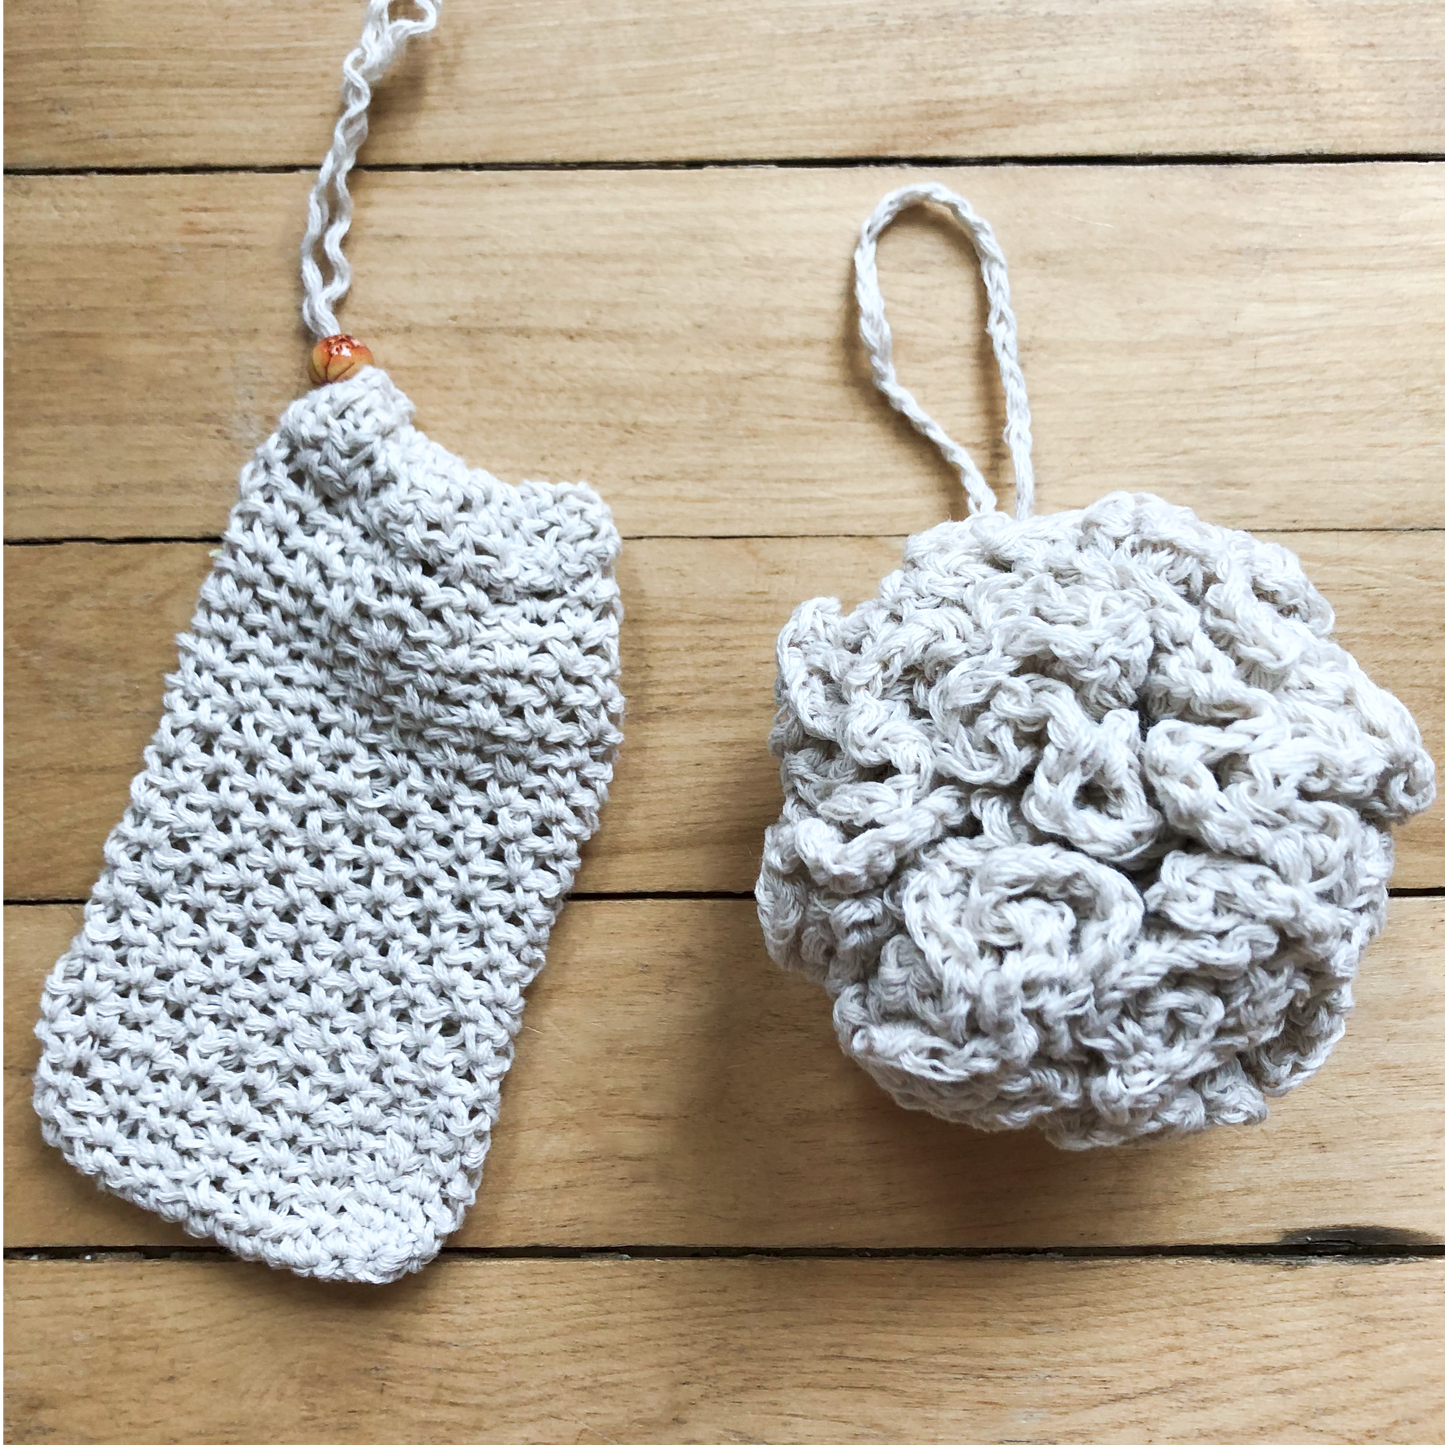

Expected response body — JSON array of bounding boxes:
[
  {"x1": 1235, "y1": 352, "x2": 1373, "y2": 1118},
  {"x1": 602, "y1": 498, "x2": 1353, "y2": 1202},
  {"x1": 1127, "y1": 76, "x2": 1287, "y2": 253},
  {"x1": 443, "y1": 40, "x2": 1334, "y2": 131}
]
[
  {"x1": 300, "y1": 0, "x2": 441, "y2": 340},
  {"x1": 34, "y1": 369, "x2": 623, "y2": 1281},
  {"x1": 756, "y1": 183, "x2": 1435, "y2": 1148}
]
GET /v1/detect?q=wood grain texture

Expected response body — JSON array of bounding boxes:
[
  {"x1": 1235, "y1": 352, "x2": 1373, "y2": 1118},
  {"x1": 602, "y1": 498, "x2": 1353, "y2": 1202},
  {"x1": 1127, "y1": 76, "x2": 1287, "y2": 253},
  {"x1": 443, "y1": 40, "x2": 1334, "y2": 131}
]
[
  {"x1": 8, "y1": 898, "x2": 1444, "y2": 1249},
  {"x1": 7, "y1": 0, "x2": 1445, "y2": 169},
  {"x1": 6, "y1": 1256, "x2": 1442, "y2": 1444},
  {"x1": 6, "y1": 532, "x2": 1442, "y2": 901},
  {"x1": 7, "y1": 166, "x2": 1445, "y2": 542},
  {"x1": 9, "y1": 4, "x2": 1444, "y2": 1433}
]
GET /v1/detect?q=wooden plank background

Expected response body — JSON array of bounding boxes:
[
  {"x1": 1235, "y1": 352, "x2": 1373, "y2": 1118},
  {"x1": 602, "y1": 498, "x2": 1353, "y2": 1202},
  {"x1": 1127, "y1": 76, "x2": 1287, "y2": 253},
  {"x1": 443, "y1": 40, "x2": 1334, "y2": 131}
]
[
  {"x1": 7, "y1": 167, "x2": 1445, "y2": 541},
  {"x1": 7, "y1": 1258, "x2": 1442, "y2": 1443},
  {"x1": 7, "y1": 0, "x2": 1445, "y2": 166},
  {"x1": 5, "y1": 0, "x2": 1442, "y2": 1440}
]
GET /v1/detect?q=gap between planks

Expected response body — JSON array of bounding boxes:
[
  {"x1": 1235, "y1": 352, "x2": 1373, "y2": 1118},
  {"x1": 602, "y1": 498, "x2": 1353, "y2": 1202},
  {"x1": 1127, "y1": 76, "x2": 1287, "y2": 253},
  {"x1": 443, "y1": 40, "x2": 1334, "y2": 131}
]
[
  {"x1": 7, "y1": 527, "x2": 1445, "y2": 546},
  {"x1": 8, "y1": 1239, "x2": 1445, "y2": 1262},
  {"x1": 8, "y1": 152, "x2": 1445, "y2": 178},
  {"x1": 6, "y1": 891, "x2": 1442, "y2": 906}
]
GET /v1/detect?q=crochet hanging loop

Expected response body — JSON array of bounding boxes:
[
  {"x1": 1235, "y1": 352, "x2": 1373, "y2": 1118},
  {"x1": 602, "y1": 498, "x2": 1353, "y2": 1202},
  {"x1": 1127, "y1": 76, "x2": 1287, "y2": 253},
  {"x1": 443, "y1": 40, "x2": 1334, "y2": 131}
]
[
  {"x1": 855, "y1": 182, "x2": 1036, "y2": 521},
  {"x1": 300, "y1": 0, "x2": 442, "y2": 340}
]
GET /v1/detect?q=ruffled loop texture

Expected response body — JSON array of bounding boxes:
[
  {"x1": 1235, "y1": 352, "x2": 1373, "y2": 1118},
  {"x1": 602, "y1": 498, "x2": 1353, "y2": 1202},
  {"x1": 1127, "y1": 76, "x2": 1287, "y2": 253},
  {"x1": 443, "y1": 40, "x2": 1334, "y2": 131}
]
[{"x1": 757, "y1": 491, "x2": 1433, "y2": 1148}]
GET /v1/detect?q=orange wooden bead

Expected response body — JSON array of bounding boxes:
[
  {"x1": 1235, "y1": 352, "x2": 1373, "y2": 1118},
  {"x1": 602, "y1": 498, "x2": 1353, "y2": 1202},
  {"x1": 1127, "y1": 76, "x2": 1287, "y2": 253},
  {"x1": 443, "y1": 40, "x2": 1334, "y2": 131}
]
[{"x1": 307, "y1": 334, "x2": 374, "y2": 386}]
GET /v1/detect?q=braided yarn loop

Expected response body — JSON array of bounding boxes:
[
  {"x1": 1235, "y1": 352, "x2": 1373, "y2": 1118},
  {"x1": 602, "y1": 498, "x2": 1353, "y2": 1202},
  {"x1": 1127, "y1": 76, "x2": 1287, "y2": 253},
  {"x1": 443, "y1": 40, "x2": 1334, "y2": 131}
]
[
  {"x1": 757, "y1": 186, "x2": 1434, "y2": 1148},
  {"x1": 34, "y1": 370, "x2": 624, "y2": 1280}
]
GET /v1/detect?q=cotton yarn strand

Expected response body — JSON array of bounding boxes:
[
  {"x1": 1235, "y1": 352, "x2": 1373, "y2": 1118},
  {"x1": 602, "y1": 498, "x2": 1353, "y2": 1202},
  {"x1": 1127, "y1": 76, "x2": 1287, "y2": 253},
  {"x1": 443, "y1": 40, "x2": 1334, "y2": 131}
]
[
  {"x1": 854, "y1": 182, "x2": 1035, "y2": 520},
  {"x1": 756, "y1": 183, "x2": 1435, "y2": 1148},
  {"x1": 301, "y1": 0, "x2": 441, "y2": 338}
]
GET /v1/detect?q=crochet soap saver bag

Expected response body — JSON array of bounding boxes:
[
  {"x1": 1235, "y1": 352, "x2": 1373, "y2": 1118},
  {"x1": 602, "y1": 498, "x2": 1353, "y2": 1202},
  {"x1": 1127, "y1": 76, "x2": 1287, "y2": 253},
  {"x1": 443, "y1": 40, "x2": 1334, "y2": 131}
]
[
  {"x1": 756, "y1": 183, "x2": 1434, "y2": 1150},
  {"x1": 33, "y1": 0, "x2": 623, "y2": 1283}
]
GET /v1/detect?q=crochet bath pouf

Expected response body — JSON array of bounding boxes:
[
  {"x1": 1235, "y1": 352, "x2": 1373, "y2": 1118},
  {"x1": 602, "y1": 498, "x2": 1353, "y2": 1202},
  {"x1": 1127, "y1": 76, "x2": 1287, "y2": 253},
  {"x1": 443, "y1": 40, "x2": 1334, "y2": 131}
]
[
  {"x1": 756, "y1": 183, "x2": 1434, "y2": 1149},
  {"x1": 33, "y1": 1, "x2": 624, "y2": 1282}
]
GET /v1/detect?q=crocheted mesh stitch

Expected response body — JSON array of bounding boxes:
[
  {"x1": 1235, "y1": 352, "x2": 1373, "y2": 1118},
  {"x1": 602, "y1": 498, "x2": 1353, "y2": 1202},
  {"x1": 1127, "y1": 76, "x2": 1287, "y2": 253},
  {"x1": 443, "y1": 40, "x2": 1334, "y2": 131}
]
[
  {"x1": 33, "y1": 369, "x2": 623, "y2": 1281},
  {"x1": 757, "y1": 491, "x2": 1434, "y2": 1148}
]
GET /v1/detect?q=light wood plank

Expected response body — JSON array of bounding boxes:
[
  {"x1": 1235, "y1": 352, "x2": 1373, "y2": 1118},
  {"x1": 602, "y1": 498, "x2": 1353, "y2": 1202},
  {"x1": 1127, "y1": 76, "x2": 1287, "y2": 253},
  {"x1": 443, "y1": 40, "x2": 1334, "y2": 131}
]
[
  {"x1": 8, "y1": 899, "x2": 1444, "y2": 1249},
  {"x1": 5, "y1": 1257, "x2": 1441, "y2": 1443},
  {"x1": 5, "y1": 532, "x2": 1441, "y2": 900},
  {"x1": 7, "y1": 0, "x2": 1445, "y2": 168},
  {"x1": 6, "y1": 166, "x2": 1444, "y2": 541}
]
